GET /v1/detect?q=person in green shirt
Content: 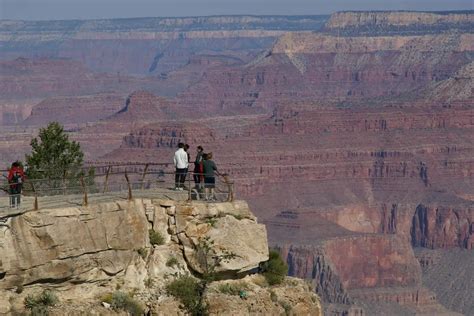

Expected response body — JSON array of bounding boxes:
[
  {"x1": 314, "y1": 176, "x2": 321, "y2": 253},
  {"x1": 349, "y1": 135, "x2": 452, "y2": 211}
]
[{"x1": 202, "y1": 152, "x2": 219, "y2": 201}]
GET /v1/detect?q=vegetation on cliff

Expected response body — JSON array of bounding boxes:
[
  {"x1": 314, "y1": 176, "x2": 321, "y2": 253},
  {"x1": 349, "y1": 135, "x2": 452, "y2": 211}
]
[
  {"x1": 260, "y1": 250, "x2": 289, "y2": 286},
  {"x1": 25, "y1": 122, "x2": 94, "y2": 194}
]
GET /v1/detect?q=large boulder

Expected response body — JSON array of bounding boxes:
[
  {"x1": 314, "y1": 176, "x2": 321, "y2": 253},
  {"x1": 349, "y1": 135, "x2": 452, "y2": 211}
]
[
  {"x1": 170, "y1": 201, "x2": 269, "y2": 275},
  {"x1": 0, "y1": 201, "x2": 148, "y2": 290}
]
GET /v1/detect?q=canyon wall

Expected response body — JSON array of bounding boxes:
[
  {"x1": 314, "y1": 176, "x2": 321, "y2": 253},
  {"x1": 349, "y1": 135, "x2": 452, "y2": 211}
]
[
  {"x1": 176, "y1": 32, "x2": 473, "y2": 114},
  {"x1": 0, "y1": 15, "x2": 328, "y2": 75}
]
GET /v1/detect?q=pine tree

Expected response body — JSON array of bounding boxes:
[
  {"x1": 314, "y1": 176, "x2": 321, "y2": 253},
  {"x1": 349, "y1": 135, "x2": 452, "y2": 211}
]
[{"x1": 25, "y1": 122, "x2": 90, "y2": 194}]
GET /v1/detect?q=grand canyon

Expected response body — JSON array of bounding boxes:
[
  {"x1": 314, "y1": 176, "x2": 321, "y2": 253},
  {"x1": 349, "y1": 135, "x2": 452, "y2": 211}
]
[{"x1": 1, "y1": 10, "x2": 473, "y2": 315}]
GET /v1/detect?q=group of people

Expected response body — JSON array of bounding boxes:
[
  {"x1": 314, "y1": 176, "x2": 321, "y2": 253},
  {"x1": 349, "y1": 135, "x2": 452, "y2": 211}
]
[
  {"x1": 174, "y1": 143, "x2": 219, "y2": 201},
  {"x1": 3, "y1": 145, "x2": 218, "y2": 208}
]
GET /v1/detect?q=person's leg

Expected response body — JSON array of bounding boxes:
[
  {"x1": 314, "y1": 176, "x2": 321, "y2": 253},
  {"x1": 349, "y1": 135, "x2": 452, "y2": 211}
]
[
  {"x1": 193, "y1": 171, "x2": 201, "y2": 198},
  {"x1": 181, "y1": 168, "x2": 188, "y2": 189},
  {"x1": 17, "y1": 187, "x2": 21, "y2": 207},
  {"x1": 10, "y1": 186, "x2": 17, "y2": 207},
  {"x1": 175, "y1": 168, "x2": 180, "y2": 189},
  {"x1": 193, "y1": 172, "x2": 199, "y2": 189},
  {"x1": 209, "y1": 177, "x2": 216, "y2": 201},
  {"x1": 204, "y1": 178, "x2": 210, "y2": 200}
]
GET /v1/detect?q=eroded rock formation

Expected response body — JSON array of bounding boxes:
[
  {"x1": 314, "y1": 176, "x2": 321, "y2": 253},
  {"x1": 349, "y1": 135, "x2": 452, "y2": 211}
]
[{"x1": 0, "y1": 197, "x2": 321, "y2": 315}]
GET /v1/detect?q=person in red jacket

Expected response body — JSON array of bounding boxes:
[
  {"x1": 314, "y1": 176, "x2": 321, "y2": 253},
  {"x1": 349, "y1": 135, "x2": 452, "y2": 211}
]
[{"x1": 7, "y1": 161, "x2": 25, "y2": 208}]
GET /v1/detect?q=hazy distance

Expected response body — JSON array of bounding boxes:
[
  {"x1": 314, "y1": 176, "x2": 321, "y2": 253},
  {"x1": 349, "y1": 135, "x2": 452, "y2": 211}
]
[{"x1": 1, "y1": 0, "x2": 473, "y2": 20}]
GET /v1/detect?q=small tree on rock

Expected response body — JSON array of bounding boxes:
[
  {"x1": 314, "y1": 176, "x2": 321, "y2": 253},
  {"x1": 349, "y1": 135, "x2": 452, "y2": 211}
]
[{"x1": 25, "y1": 122, "x2": 90, "y2": 194}]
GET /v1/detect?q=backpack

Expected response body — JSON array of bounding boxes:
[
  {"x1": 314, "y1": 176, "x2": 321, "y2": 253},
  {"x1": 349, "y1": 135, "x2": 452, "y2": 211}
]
[
  {"x1": 10, "y1": 170, "x2": 22, "y2": 190},
  {"x1": 12, "y1": 171, "x2": 22, "y2": 184}
]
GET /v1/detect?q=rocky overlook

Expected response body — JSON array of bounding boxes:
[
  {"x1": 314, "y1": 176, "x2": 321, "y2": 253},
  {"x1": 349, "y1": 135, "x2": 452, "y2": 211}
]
[{"x1": 0, "y1": 197, "x2": 321, "y2": 315}]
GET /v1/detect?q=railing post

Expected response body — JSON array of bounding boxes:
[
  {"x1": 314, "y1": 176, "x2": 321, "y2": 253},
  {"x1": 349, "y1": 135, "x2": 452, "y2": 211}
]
[
  {"x1": 62, "y1": 170, "x2": 67, "y2": 195},
  {"x1": 30, "y1": 181, "x2": 39, "y2": 211},
  {"x1": 80, "y1": 176, "x2": 88, "y2": 206},
  {"x1": 188, "y1": 171, "x2": 192, "y2": 202},
  {"x1": 141, "y1": 163, "x2": 149, "y2": 190},
  {"x1": 103, "y1": 166, "x2": 111, "y2": 193},
  {"x1": 125, "y1": 171, "x2": 132, "y2": 201}
]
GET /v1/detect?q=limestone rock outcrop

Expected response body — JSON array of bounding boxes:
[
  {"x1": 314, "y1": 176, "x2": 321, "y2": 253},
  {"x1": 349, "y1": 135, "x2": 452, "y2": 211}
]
[
  {"x1": 156, "y1": 199, "x2": 268, "y2": 274},
  {"x1": 0, "y1": 200, "x2": 149, "y2": 290},
  {"x1": 0, "y1": 199, "x2": 268, "y2": 290},
  {"x1": 0, "y1": 197, "x2": 293, "y2": 315}
]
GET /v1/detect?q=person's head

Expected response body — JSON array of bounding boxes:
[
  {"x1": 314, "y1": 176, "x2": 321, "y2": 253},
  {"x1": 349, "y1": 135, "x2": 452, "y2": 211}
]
[
  {"x1": 202, "y1": 153, "x2": 208, "y2": 160},
  {"x1": 178, "y1": 142, "x2": 184, "y2": 149},
  {"x1": 206, "y1": 152, "x2": 213, "y2": 160},
  {"x1": 197, "y1": 146, "x2": 203, "y2": 153},
  {"x1": 184, "y1": 144, "x2": 190, "y2": 151},
  {"x1": 11, "y1": 161, "x2": 19, "y2": 168}
]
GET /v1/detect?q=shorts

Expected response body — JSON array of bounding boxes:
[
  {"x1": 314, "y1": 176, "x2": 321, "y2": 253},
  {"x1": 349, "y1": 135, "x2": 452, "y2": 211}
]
[{"x1": 204, "y1": 177, "x2": 215, "y2": 188}]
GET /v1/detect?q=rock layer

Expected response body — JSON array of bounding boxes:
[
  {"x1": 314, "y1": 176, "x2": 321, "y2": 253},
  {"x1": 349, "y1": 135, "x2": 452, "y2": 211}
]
[{"x1": 0, "y1": 198, "x2": 268, "y2": 291}]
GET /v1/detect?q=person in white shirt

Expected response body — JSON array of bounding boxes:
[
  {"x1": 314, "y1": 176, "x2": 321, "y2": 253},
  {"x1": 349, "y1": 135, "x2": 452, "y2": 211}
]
[{"x1": 174, "y1": 142, "x2": 189, "y2": 190}]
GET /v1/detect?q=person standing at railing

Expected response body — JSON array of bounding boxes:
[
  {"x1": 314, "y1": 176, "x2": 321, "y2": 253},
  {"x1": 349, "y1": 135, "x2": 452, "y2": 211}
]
[
  {"x1": 174, "y1": 142, "x2": 189, "y2": 191},
  {"x1": 193, "y1": 146, "x2": 204, "y2": 191},
  {"x1": 7, "y1": 161, "x2": 25, "y2": 208},
  {"x1": 202, "y1": 152, "x2": 219, "y2": 201}
]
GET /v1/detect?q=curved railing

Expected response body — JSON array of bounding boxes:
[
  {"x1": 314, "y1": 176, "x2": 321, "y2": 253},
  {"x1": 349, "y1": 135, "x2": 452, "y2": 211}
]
[{"x1": 0, "y1": 163, "x2": 235, "y2": 211}]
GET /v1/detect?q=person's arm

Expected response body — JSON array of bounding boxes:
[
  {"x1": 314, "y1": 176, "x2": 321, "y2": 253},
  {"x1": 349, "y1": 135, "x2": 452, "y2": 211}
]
[
  {"x1": 181, "y1": 151, "x2": 188, "y2": 165},
  {"x1": 213, "y1": 162, "x2": 220, "y2": 176},
  {"x1": 7, "y1": 169, "x2": 13, "y2": 182},
  {"x1": 173, "y1": 152, "x2": 178, "y2": 167}
]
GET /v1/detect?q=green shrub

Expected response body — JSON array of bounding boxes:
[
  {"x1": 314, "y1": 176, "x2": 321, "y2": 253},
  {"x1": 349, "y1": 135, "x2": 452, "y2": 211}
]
[
  {"x1": 166, "y1": 256, "x2": 179, "y2": 268},
  {"x1": 101, "y1": 292, "x2": 113, "y2": 304},
  {"x1": 260, "y1": 250, "x2": 288, "y2": 286},
  {"x1": 166, "y1": 275, "x2": 207, "y2": 316},
  {"x1": 231, "y1": 214, "x2": 243, "y2": 220},
  {"x1": 109, "y1": 291, "x2": 143, "y2": 316},
  {"x1": 205, "y1": 218, "x2": 218, "y2": 227},
  {"x1": 217, "y1": 282, "x2": 248, "y2": 296},
  {"x1": 25, "y1": 289, "x2": 59, "y2": 314},
  {"x1": 137, "y1": 248, "x2": 148, "y2": 259},
  {"x1": 149, "y1": 229, "x2": 165, "y2": 246}
]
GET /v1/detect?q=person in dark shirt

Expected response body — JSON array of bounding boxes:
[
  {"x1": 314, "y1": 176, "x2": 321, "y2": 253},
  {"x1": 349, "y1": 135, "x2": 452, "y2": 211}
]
[
  {"x1": 183, "y1": 144, "x2": 191, "y2": 187},
  {"x1": 193, "y1": 146, "x2": 204, "y2": 191},
  {"x1": 202, "y1": 152, "x2": 219, "y2": 201}
]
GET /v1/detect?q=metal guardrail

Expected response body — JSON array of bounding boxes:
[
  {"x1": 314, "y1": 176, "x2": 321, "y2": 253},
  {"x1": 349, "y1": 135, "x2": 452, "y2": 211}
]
[{"x1": 0, "y1": 163, "x2": 235, "y2": 211}]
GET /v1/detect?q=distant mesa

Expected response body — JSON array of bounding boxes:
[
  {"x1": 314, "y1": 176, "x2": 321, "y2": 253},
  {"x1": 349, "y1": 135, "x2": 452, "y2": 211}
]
[{"x1": 324, "y1": 10, "x2": 474, "y2": 35}]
